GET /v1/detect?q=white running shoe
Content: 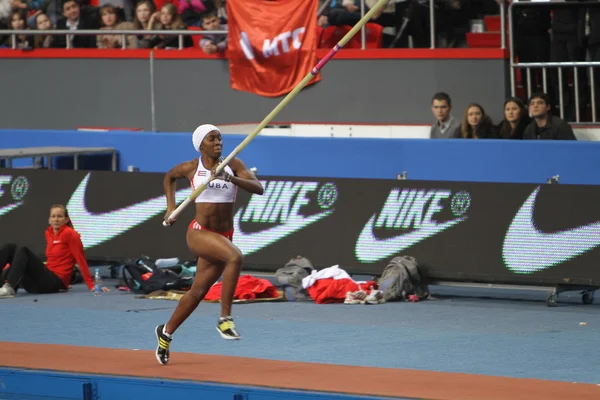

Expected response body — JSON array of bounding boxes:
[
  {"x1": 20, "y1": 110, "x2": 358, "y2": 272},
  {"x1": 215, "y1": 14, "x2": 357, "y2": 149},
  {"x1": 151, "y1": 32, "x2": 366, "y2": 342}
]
[
  {"x1": 0, "y1": 283, "x2": 15, "y2": 298},
  {"x1": 344, "y1": 290, "x2": 367, "y2": 304}
]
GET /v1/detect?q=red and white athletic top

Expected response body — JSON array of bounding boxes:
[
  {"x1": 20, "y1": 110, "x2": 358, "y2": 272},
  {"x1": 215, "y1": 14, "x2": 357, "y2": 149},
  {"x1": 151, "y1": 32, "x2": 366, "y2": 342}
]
[{"x1": 191, "y1": 157, "x2": 237, "y2": 204}]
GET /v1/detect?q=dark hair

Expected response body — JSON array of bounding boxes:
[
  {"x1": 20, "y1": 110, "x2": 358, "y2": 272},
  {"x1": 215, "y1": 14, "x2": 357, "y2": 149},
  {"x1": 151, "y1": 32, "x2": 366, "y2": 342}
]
[
  {"x1": 49, "y1": 204, "x2": 74, "y2": 229},
  {"x1": 201, "y1": 10, "x2": 219, "y2": 21},
  {"x1": 133, "y1": 0, "x2": 157, "y2": 30},
  {"x1": 528, "y1": 92, "x2": 551, "y2": 106},
  {"x1": 62, "y1": 0, "x2": 79, "y2": 11},
  {"x1": 498, "y1": 97, "x2": 529, "y2": 139},
  {"x1": 11, "y1": 9, "x2": 28, "y2": 23},
  {"x1": 431, "y1": 92, "x2": 452, "y2": 106}
]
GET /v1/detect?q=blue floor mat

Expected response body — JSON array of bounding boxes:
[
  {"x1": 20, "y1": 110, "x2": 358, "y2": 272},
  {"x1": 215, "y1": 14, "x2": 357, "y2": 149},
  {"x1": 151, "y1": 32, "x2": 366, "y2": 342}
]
[{"x1": 2, "y1": 280, "x2": 599, "y2": 384}]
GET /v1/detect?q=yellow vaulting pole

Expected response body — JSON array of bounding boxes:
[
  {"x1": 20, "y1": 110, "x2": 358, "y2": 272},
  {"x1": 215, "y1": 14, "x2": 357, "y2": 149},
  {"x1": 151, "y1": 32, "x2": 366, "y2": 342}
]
[{"x1": 164, "y1": 0, "x2": 388, "y2": 226}]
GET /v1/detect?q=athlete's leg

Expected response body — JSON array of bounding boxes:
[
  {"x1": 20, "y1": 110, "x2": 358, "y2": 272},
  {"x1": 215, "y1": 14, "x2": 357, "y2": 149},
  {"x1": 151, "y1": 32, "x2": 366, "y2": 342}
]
[
  {"x1": 218, "y1": 243, "x2": 243, "y2": 318},
  {"x1": 164, "y1": 229, "x2": 240, "y2": 335},
  {"x1": 163, "y1": 257, "x2": 222, "y2": 335}
]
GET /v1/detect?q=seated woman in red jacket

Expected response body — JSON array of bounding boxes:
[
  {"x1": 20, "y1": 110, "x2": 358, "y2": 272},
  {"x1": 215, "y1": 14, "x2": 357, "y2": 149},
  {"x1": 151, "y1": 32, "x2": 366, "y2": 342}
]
[{"x1": 0, "y1": 204, "x2": 109, "y2": 298}]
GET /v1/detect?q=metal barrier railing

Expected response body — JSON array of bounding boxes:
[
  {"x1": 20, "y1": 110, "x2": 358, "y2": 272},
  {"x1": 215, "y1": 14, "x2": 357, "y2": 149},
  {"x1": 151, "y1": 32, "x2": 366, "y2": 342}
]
[
  {"x1": 512, "y1": 62, "x2": 600, "y2": 123},
  {"x1": 508, "y1": 0, "x2": 600, "y2": 123},
  {"x1": 0, "y1": 0, "x2": 507, "y2": 51},
  {"x1": 0, "y1": 29, "x2": 226, "y2": 50}
]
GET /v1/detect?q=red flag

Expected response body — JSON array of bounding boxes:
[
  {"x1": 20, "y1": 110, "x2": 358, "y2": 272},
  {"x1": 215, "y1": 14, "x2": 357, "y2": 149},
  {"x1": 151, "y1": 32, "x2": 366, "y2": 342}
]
[{"x1": 226, "y1": 0, "x2": 321, "y2": 97}]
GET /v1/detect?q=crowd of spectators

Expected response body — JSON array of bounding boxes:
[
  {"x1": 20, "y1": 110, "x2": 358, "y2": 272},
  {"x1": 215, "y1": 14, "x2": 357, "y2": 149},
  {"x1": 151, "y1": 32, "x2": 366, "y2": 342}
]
[
  {"x1": 1, "y1": 0, "x2": 600, "y2": 123},
  {"x1": 429, "y1": 91, "x2": 577, "y2": 140},
  {"x1": 0, "y1": 0, "x2": 226, "y2": 52},
  {"x1": 318, "y1": 0, "x2": 500, "y2": 48}
]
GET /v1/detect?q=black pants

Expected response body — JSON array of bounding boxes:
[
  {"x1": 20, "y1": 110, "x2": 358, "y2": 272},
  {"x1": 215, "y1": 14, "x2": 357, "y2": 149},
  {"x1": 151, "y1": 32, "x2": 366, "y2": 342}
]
[
  {"x1": 588, "y1": 42, "x2": 600, "y2": 119},
  {"x1": 550, "y1": 32, "x2": 582, "y2": 120},
  {"x1": 0, "y1": 243, "x2": 65, "y2": 294},
  {"x1": 514, "y1": 33, "x2": 551, "y2": 99}
]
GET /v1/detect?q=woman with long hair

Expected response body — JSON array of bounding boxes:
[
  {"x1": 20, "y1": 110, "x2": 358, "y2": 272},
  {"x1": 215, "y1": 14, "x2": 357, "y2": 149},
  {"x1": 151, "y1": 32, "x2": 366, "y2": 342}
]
[
  {"x1": 0, "y1": 204, "x2": 109, "y2": 298},
  {"x1": 496, "y1": 97, "x2": 532, "y2": 139},
  {"x1": 146, "y1": 3, "x2": 193, "y2": 49},
  {"x1": 459, "y1": 103, "x2": 496, "y2": 139}
]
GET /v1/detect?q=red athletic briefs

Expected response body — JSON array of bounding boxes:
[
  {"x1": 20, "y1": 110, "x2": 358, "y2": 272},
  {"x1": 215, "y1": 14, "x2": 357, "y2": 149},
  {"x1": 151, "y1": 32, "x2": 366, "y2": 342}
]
[{"x1": 188, "y1": 220, "x2": 234, "y2": 241}]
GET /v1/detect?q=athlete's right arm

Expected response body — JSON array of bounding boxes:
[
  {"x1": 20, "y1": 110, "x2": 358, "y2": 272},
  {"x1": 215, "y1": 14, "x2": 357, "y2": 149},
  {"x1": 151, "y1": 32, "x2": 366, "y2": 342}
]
[{"x1": 164, "y1": 160, "x2": 196, "y2": 222}]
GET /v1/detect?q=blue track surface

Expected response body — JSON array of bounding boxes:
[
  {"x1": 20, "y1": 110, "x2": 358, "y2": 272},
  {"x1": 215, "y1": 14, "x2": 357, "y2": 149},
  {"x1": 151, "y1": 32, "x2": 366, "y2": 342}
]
[{"x1": 2, "y1": 277, "x2": 599, "y2": 385}]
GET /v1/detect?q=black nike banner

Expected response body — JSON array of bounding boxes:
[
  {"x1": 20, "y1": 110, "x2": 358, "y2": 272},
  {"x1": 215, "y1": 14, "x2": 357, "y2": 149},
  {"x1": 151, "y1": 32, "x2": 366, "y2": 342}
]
[{"x1": 0, "y1": 169, "x2": 599, "y2": 287}]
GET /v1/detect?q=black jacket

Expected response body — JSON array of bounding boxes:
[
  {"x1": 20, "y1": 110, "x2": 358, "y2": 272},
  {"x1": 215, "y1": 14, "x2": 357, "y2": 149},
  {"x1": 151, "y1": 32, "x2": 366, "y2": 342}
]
[
  {"x1": 522, "y1": 116, "x2": 577, "y2": 140},
  {"x1": 52, "y1": 11, "x2": 100, "y2": 49}
]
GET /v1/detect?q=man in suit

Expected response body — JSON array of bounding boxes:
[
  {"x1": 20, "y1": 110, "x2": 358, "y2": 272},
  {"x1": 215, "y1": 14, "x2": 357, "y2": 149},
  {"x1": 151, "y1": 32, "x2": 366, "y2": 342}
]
[{"x1": 53, "y1": 0, "x2": 100, "y2": 48}]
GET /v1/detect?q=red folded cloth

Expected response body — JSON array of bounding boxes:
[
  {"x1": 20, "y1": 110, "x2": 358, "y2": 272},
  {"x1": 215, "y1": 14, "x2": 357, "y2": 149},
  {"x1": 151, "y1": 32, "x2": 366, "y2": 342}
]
[{"x1": 204, "y1": 275, "x2": 279, "y2": 301}]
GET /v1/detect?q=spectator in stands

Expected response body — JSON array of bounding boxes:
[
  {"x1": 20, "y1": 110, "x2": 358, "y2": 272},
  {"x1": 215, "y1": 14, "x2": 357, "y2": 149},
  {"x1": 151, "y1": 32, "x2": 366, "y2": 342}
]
[
  {"x1": 459, "y1": 103, "x2": 495, "y2": 139},
  {"x1": 10, "y1": 0, "x2": 45, "y2": 29},
  {"x1": 146, "y1": 3, "x2": 193, "y2": 49},
  {"x1": 133, "y1": 0, "x2": 159, "y2": 48},
  {"x1": 178, "y1": 0, "x2": 212, "y2": 27},
  {"x1": 522, "y1": 92, "x2": 577, "y2": 140},
  {"x1": 0, "y1": 204, "x2": 109, "y2": 298},
  {"x1": 97, "y1": 0, "x2": 132, "y2": 22},
  {"x1": 321, "y1": 0, "x2": 367, "y2": 28},
  {"x1": 435, "y1": 0, "x2": 470, "y2": 48},
  {"x1": 199, "y1": 10, "x2": 226, "y2": 55},
  {"x1": 495, "y1": 97, "x2": 531, "y2": 140},
  {"x1": 35, "y1": 0, "x2": 63, "y2": 26},
  {"x1": 430, "y1": 92, "x2": 461, "y2": 138},
  {"x1": 53, "y1": 0, "x2": 100, "y2": 48},
  {"x1": 365, "y1": 0, "x2": 397, "y2": 47},
  {"x1": 97, "y1": 3, "x2": 136, "y2": 48},
  {"x1": 512, "y1": 0, "x2": 550, "y2": 98},
  {"x1": 1, "y1": 9, "x2": 33, "y2": 49},
  {"x1": 34, "y1": 11, "x2": 55, "y2": 48},
  {"x1": 549, "y1": 1, "x2": 586, "y2": 120},
  {"x1": 212, "y1": 0, "x2": 226, "y2": 23},
  {"x1": 399, "y1": 0, "x2": 434, "y2": 48}
]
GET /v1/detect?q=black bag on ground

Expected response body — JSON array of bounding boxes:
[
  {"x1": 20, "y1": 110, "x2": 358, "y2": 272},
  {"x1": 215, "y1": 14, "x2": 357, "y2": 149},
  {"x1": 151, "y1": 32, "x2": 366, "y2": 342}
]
[
  {"x1": 275, "y1": 256, "x2": 315, "y2": 301},
  {"x1": 377, "y1": 256, "x2": 430, "y2": 301},
  {"x1": 121, "y1": 255, "x2": 193, "y2": 294}
]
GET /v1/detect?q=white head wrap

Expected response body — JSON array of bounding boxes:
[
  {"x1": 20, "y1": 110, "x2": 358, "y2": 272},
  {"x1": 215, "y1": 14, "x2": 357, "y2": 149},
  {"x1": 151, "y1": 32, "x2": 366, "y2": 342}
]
[{"x1": 192, "y1": 124, "x2": 220, "y2": 152}]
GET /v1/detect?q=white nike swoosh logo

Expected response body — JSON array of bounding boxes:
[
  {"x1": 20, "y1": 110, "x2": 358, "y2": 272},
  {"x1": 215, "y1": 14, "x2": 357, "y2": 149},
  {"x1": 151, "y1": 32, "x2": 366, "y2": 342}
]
[
  {"x1": 233, "y1": 207, "x2": 334, "y2": 255},
  {"x1": 503, "y1": 186, "x2": 600, "y2": 273},
  {"x1": 355, "y1": 215, "x2": 465, "y2": 262},
  {"x1": 0, "y1": 202, "x2": 23, "y2": 218},
  {"x1": 67, "y1": 173, "x2": 191, "y2": 248}
]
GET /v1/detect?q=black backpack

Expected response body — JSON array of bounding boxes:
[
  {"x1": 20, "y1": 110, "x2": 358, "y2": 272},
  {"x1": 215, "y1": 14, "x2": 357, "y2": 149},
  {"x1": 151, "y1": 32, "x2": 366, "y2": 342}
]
[{"x1": 121, "y1": 255, "x2": 194, "y2": 294}]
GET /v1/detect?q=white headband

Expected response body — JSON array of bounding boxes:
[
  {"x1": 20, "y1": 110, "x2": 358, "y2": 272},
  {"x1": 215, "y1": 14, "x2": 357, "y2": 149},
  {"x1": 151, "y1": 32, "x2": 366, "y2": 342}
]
[{"x1": 192, "y1": 124, "x2": 220, "y2": 152}]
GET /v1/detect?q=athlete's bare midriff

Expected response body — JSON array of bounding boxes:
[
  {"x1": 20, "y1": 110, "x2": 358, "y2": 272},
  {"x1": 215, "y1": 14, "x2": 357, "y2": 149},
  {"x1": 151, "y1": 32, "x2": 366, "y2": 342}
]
[{"x1": 194, "y1": 202, "x2": 234, "y2": 232}]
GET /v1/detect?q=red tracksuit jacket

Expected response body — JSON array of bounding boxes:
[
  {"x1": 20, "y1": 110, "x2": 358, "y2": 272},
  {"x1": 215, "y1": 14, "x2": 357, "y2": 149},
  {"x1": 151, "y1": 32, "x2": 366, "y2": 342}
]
[{"x1": 45, "y1": 225, "x2": 94, "y2": 291}]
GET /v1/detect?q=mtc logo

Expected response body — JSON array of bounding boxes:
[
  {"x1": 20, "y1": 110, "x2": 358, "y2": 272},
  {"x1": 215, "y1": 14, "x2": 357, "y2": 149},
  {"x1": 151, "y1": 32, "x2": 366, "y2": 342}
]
[{"x1": 239, "y1": 27, "x2": 306, "y2": 61}]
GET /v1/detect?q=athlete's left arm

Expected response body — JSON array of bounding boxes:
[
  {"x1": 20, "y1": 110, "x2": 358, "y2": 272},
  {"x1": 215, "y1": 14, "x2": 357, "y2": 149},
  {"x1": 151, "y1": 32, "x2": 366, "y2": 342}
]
[{"x1": 225, "y1": 158, "x2": 264, "y2": 195}]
